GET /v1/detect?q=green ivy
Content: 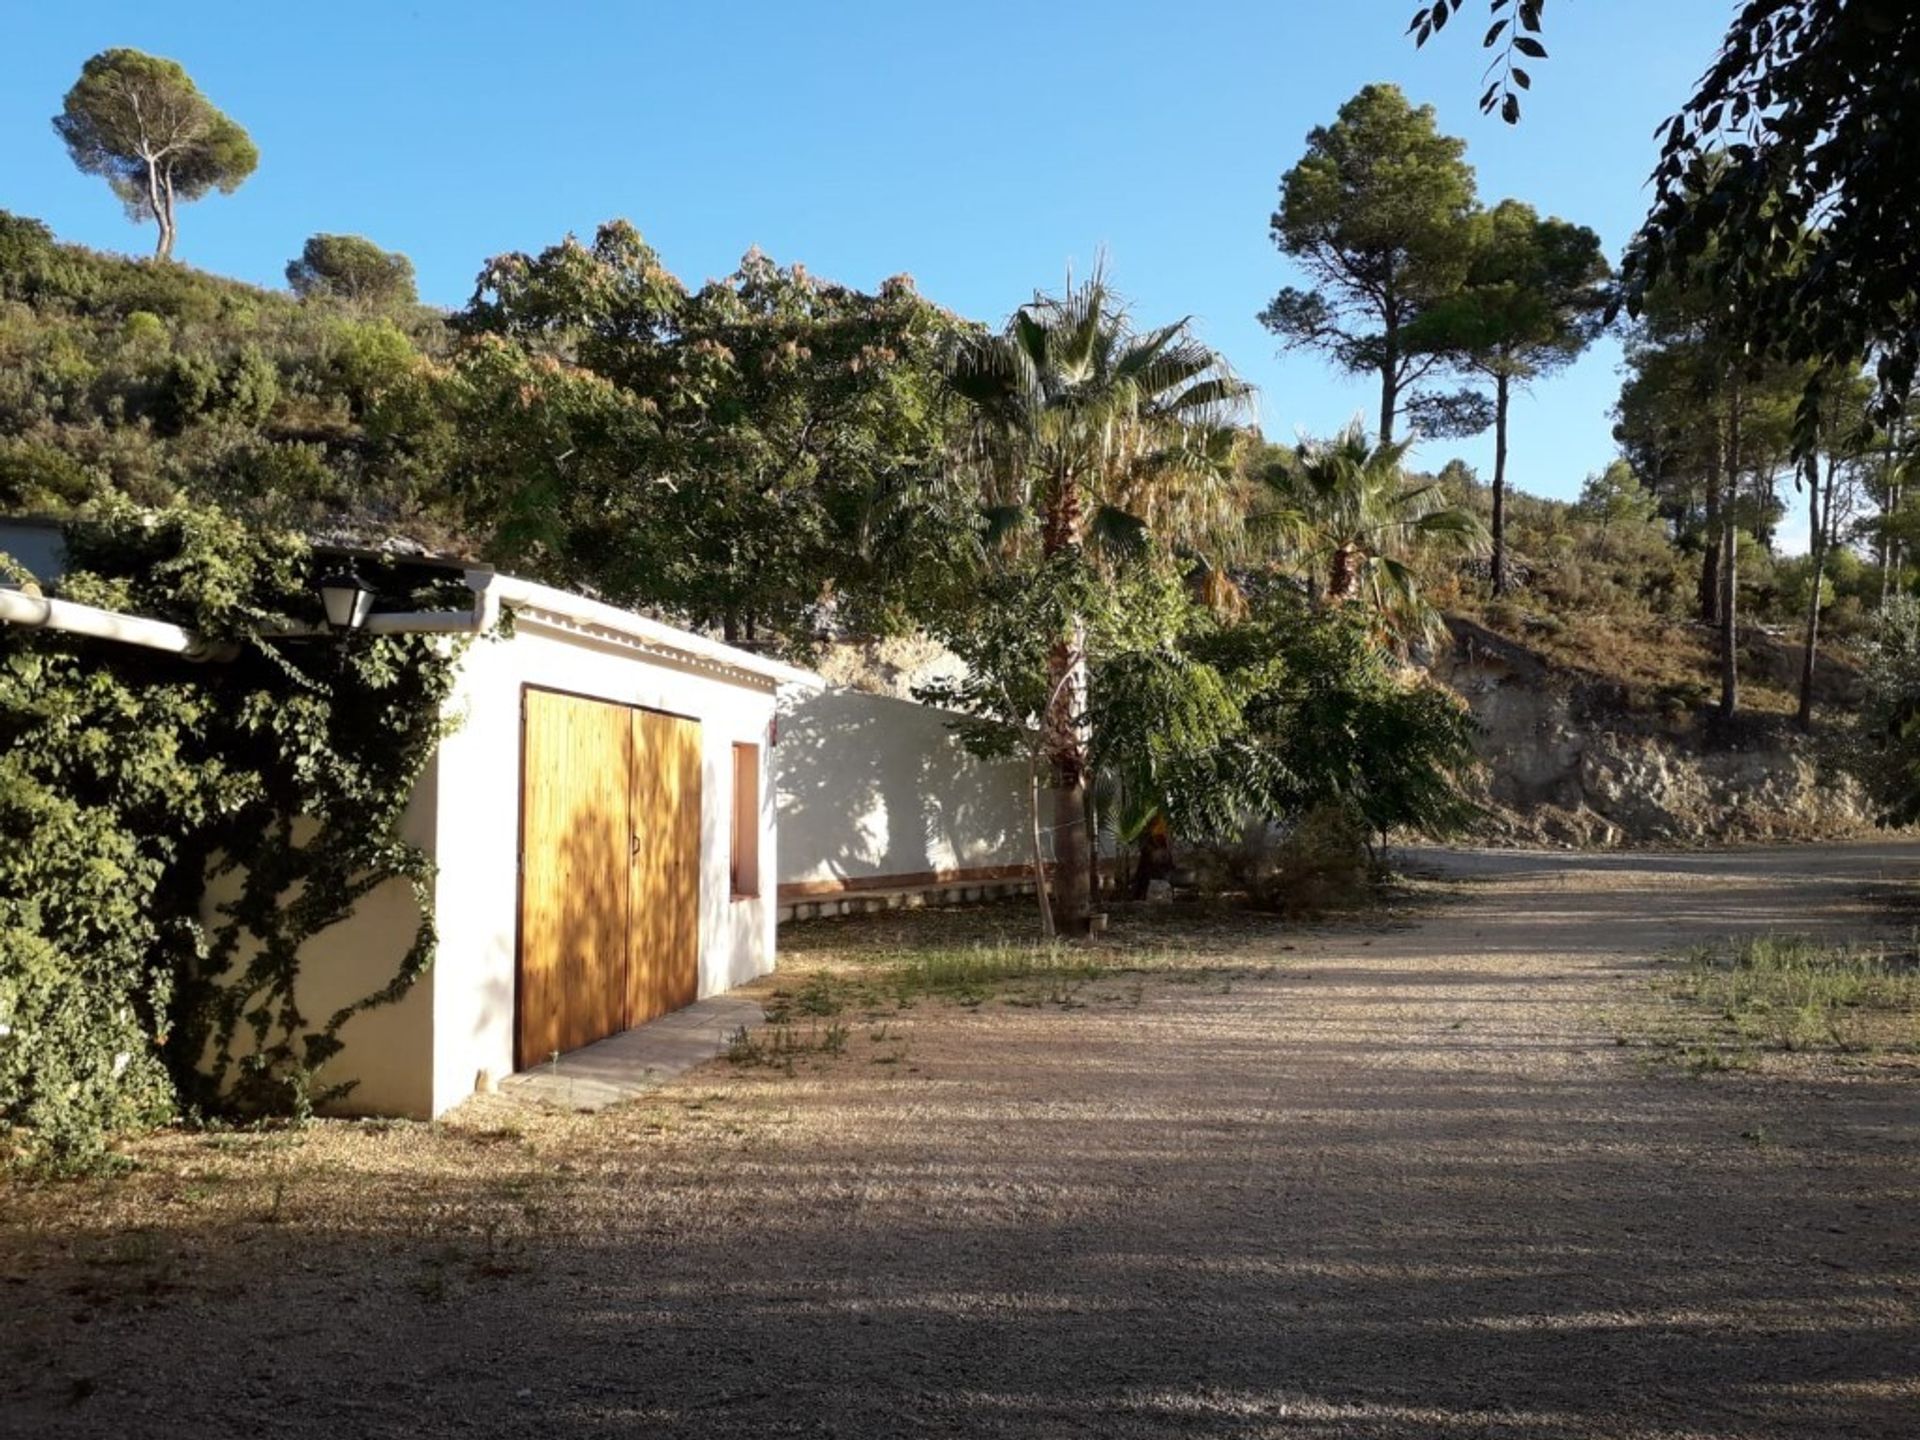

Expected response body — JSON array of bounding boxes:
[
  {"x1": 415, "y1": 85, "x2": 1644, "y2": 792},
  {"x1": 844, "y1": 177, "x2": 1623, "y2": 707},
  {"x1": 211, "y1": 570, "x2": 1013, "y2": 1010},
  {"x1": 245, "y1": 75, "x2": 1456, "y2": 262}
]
[{"x1": 0, "y1": 499, "x2": 462, "y2": 1170}]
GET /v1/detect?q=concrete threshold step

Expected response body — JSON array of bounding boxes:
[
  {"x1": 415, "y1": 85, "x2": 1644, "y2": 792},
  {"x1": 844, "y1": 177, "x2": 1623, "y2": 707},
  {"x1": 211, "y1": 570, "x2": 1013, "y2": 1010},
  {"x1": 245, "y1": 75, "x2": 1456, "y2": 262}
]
[{"x1": 499, "y1": 993, "x2": 762, "y2": 1112}]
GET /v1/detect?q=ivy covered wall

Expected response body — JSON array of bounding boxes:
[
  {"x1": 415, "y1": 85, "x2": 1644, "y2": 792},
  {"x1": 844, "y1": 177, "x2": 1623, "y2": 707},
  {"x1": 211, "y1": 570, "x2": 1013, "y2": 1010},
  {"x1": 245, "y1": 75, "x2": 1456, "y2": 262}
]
[{"x1": 0, "y1": 501, "x2": 462, "y2": 1169}]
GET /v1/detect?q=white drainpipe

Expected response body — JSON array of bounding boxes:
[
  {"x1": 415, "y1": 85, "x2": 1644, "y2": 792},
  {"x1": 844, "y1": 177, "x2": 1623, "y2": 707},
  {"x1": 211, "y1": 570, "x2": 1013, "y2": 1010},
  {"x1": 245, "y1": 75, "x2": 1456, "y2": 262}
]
[
  {"x1": 360, "y1": 571, "x2": 500, "y2": 636},
  {"x1": 0, "y1": 570, "x2": 503, "y2": 659},
  {"x1": 0, "y1": 588, "x2": 239, "y2": 662}
]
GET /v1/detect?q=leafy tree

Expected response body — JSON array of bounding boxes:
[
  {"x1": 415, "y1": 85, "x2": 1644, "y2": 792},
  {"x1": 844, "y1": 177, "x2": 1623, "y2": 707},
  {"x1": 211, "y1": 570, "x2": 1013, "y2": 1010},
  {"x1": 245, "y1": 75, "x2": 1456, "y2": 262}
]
[
  {"x1": 287, "y1": 234, "x2": 418, "y2": 308},
  {"x1": 1260, "y1": 84, "x2": 1480, "y2": 444},
  {"x1": 945, "y1": 271, "x2": 1250, "y2": 932},
  {"x1": 1613, "y1": 267, "x2": 1802, "y2": 673},
  {"x1": 1189, "y1": 599, "x2": 1482, "y2": 846},
  {"x1": 1411, "y1": 2, "x2": 1920, "y2": 442},
  {"x1": 1792, "y1": 370, "x2": 1875, "y2": 729},
  {"x1": 1573, "y1": 460, "x2": 1659, "y2": 533},
  {"x1": 920, "y1": 552, "x2": 1223, "y2": 930},
  {"x1": 923, "y1": 557, "x2": 1480, "y2": 918},
  {"x1": 53, "y1": 49, "x2": 258, "y2": 259},
  {"x1": 455, "y1": 221, "x2": 967, "y2": 645},
  {"x1": 1252, "y1": 420, "x2": 1485, "y2": 634},
  {"x1": 1415, "y1": 201, "x2": 1609, "y2": 594},
  {"x1": 1847, "y1": 596, "x2": 1920, "y2": 824}
]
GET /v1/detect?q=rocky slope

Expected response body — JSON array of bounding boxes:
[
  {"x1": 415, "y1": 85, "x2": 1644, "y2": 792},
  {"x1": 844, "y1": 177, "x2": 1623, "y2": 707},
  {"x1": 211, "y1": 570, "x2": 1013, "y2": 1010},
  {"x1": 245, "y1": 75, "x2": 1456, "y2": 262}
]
[{"x1": 1436, "y1": 618, "x2": 1874, "y2": 846}]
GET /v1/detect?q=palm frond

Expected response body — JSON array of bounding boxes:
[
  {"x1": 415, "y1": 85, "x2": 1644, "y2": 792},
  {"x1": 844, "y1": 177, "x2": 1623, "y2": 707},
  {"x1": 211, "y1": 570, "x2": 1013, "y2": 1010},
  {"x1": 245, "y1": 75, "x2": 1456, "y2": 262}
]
[{"x1": 1088, "y1": 504, "x2": 1149, "y2": 559}]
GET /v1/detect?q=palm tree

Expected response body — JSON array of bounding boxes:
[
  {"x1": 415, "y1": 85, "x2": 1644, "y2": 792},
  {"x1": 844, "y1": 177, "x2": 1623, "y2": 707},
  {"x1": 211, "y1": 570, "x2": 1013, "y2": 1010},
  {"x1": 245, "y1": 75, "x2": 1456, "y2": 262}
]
[
  {"x1": 947, "y1": 271, "x2": 1250, "y2": 933},
  {"x1": 1255, "y1": 420, "x2": 1485, "y2": 633}
]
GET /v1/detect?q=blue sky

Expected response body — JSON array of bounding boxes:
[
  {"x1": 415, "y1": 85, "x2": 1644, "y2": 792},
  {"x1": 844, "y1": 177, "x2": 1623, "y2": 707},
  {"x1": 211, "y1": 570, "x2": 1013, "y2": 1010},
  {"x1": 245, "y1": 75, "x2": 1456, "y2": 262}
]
[{"x1": 1, "y1": 1, "x2": 1737, "y2": 505}]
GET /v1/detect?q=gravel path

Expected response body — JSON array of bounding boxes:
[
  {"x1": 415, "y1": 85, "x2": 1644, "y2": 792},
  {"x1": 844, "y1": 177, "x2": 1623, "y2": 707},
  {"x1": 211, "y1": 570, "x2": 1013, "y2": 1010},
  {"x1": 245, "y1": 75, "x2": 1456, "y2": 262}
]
[{"x1": 5, "y1": 844, "x2": 1918, "y2": 1439}]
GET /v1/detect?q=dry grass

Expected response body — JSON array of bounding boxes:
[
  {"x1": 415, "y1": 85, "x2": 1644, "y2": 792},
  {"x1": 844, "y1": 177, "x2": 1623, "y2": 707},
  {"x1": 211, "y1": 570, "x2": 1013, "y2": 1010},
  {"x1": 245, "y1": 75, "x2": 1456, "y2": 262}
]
[{"x1": 1455, "y1": 606, "x2": 1863, "y2": 719}]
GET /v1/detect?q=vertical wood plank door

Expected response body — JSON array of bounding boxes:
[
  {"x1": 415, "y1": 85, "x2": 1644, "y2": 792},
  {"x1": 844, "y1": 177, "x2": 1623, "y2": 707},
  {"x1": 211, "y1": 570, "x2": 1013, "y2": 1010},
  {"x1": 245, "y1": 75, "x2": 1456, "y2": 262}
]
[
  {"x1": 517, "y1": 690, "x2": 633, "y2": 1068},
  {"x1": 629, "y1": 709, "x2": 702, "y2": 1025}
]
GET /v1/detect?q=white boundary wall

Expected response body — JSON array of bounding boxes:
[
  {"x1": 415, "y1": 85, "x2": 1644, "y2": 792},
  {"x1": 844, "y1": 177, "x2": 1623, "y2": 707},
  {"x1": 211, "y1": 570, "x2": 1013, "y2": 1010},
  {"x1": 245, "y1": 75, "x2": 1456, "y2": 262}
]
[{"x1": 774, "y1": 687, "x2": 1037, "y2": 897}]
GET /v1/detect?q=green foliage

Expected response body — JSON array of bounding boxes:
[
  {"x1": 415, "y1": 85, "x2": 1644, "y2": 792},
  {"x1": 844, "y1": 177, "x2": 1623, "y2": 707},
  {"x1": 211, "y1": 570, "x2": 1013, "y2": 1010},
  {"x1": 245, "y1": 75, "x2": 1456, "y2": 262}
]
[
  {"x1": 454, "y1": 221, "x2": 965, "y2": 645},
  {"x1": 1190, "y1": 599, "x2": 1483, "y2": 841},
  {"x1": 1847, "y1": 597, "x2": 1920, "y2": 824},
  {"x1": 1261, "y1": 83, "x2": 1479, "y2": 441},
  {"x1": 1666, "y1": 933, "x2": 1920, "y2": 1060},
  {"x1": 53, "y1": 49, "x2": 258, "y2": 258},
  {"x1": 0, "y1": 502, "x2": 460, "y2": 1170},
  {"x1": 1574, "y1": 460, "x2": 1659, "y2": 531},
  {"x1": 287, "y1": 234, "x2": 418, "y2": 308},
  {"x1": 0, "y1": 209, "x2": 455, "y2": 536},
  {"x1": 1420, "y1": 1, "x2": 1920, "y2": 439},
  {"x1": 923, "y1": 550, "x2": 1481, "y2": 850},
  {"x1": 1251, "y1": 420, "x2": 1486, "y2": 635},
  {"x1": 947, "y1": 267, "x2": 1251, "y2": 564}
]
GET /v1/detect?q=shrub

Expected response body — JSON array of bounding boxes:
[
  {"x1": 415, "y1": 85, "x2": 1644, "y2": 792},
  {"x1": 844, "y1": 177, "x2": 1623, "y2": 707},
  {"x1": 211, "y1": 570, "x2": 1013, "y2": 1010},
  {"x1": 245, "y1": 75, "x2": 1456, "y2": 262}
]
[
  {"x1": 1191, "y1": 806, "x2": 1373, "y2": 917},
  {"x1": 0, "y1": 501, "x2": 462, "y2": 1170}
]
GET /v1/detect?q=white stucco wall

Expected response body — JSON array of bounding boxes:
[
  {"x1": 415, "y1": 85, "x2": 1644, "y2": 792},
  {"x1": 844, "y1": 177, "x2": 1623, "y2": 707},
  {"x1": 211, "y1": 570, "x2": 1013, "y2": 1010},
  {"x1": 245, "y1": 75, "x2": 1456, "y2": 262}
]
[
  {"x1": 774, "y1": 687, "x2": 1036, "y2": 893},
  {"x1": 199, "y1": 780, "x2": 443, "y2": 1120}
]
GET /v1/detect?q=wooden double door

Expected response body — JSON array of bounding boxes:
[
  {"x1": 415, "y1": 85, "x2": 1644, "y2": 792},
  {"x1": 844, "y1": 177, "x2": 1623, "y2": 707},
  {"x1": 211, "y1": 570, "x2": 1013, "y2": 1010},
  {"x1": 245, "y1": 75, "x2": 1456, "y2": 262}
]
[{"x1": 516, "y1": 688, "x2": 702, "y2": 1067}]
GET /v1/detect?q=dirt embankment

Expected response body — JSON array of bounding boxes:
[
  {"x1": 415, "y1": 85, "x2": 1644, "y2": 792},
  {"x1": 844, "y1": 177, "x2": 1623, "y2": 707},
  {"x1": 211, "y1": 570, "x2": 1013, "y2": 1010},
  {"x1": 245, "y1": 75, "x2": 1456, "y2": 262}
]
[{"x1": 1435, "y1": 616, "x2": 1875, "y2": 847}]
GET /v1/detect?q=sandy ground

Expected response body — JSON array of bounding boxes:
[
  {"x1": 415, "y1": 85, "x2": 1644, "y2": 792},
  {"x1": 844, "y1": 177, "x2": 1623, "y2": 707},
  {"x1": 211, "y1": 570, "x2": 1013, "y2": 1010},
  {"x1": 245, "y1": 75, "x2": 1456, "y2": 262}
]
[{"x1": 4, "y1": 844, "x2": 1918, "y2": 1439}]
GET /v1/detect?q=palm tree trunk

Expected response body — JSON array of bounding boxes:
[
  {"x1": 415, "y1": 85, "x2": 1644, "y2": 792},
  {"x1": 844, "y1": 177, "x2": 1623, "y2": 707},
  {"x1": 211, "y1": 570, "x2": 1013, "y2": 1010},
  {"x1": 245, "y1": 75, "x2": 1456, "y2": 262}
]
[
  {"x1": 1327, "y1": 545, "x2": 1360, "y2": 604},
  {"x1": 1491, "y1": 372, "x2": 1510, "y2": 597},
  {"x1": 1042, "y1": 481, "x2": 1092, "y2": 935},
  {"x1": 1043, "y1": 630, "x2": 1091, "y2": 934}
]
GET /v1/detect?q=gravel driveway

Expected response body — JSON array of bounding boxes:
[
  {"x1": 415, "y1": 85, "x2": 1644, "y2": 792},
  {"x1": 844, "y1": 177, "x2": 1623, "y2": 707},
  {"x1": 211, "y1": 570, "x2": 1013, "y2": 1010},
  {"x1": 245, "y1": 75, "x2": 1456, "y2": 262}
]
[{"x1": 5, "y1": 844, "x2": 1917, "y2": 1439}]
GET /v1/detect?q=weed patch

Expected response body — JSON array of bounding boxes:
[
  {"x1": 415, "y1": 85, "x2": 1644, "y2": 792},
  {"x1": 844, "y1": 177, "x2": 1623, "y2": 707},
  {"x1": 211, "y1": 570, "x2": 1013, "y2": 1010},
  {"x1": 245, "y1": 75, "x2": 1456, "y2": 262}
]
[{"x1": 1656, "y1": 932, "x2": 1920, "y2": 1068}]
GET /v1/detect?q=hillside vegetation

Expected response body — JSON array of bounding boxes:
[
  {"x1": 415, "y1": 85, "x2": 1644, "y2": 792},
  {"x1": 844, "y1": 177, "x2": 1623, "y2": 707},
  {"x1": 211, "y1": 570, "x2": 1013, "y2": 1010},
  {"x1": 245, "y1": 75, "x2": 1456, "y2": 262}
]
[
  {"x1": 1427, "y1": 467, "x2": 1872, "y2": 720},
  {"x1": 0, "y1": 206, "x2": 1891, "y2": 729},
  {"x1": 0, "y1": 210, "x2": 459, "y2": 545}
]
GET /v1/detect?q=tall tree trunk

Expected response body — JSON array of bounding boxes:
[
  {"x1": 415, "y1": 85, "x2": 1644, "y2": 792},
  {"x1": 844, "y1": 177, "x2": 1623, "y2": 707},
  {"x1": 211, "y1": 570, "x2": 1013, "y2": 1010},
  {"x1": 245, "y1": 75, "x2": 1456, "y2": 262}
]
[
  {"x1": 1043, "y1": 629, "x2": 1091, "y2": 934},
  {"x1": 142, "y1": 155, "x2": 169, "y2": 258},
  {"x1": 1796, "y1": 450, "x2": 1827, "y2": 733},
  {"x1": 1699, "y1": 471, "x2": 1722, "y2": 625},
  {"x1": 1042, "y1": 482, "x2": 1092, "y2": 935},
  {"x1": 159, "y1": 168, "x2": 177, "y2": 259},
  {"x1": 1084, "y1": 786, "x2": 1100, "y2": 906},
  {"x1": 1490, "y1": 372, "x2": 1511, "y2": 597},
  {"x1": 1378, "y1": 297, "x2": 1400, "y2": 445},
  {"x1": 1719, "y1": 373, "x2": 1742, "y2": 719},
  {"x1": 1882, "y1": 420, "x2": 1902, "y2": 607},
  {"x1": 1025, "y1": 748, "x2": 1054, "y2": 938}
]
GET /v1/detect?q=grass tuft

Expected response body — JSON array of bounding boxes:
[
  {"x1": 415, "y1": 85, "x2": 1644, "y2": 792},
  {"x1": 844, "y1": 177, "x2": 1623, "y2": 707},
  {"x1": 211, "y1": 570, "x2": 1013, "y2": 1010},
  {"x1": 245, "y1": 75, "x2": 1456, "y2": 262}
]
[{"x1": 1663, "y1": 932, "x2": 1920, "y2": 1065}]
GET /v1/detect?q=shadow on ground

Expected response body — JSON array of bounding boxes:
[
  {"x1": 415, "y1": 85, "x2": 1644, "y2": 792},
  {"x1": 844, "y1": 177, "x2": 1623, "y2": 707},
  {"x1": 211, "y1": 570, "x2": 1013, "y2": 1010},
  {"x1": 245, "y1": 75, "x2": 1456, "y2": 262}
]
[{"x1": 4, "y1": 843, "x2": 1917, "y2": 1438}]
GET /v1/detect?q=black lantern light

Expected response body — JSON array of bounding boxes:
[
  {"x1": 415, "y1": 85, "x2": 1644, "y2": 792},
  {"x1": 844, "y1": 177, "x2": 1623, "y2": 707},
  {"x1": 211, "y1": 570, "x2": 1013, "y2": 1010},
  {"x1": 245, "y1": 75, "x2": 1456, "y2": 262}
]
[{"x1": 317, "y1": 570, "x2": 375, "y2": 632}]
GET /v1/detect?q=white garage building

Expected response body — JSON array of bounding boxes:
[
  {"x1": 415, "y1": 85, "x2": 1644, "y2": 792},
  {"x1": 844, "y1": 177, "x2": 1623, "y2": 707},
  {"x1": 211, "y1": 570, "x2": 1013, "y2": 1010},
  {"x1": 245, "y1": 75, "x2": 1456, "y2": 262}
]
[{"x1": 212, "y1": 571, "x2": 822, "y2": 1118}]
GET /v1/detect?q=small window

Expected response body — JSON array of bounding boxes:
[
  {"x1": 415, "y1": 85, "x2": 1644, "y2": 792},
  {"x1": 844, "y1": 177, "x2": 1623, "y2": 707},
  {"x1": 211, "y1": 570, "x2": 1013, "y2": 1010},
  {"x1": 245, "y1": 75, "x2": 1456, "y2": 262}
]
[{"x1": 730, "y1": 743, "x2": 760, "y2": 899}]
